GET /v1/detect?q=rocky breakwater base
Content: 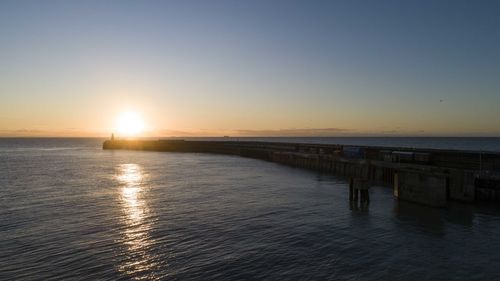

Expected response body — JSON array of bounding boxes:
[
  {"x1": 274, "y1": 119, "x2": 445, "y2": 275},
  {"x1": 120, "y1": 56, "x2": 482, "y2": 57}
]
[{"x1": 103, "y1": 139, "x2": 500, "y2": 207}]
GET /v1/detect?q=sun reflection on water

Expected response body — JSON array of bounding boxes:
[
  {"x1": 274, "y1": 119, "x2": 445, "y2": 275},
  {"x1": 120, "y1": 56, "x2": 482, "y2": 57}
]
[{"x1": 116, "y1": 163, "x2": 159, "y2": 280}]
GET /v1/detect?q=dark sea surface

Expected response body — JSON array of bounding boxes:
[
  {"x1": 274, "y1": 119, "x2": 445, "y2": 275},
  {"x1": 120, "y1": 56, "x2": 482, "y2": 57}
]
[{"x1": 1, "y1": 138, "x2": 500, "y2": 281}]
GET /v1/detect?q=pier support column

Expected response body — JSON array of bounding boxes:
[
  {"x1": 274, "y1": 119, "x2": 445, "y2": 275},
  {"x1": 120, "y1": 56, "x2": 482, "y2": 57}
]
[
  {"x1": 394, "y1": 172, "x2": 399, "y2": 197},
  {"x1": 349, "y1": 178, "x2": 354, "y2": 201},
  {"x1": 353, "y1": 187, "x2": 359, "y2": 202},
  {"x1": 360, "y1": 189, "x2": 370, "y2": 203},
  {"x1": 349, "y1": 178, "x2": 370, "y2": 204}
]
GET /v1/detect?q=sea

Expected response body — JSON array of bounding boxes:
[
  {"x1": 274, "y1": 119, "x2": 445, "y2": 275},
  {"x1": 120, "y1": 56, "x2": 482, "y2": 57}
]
[{"x1": 1, "y1": 137, "x2": 500, "y2": 281}]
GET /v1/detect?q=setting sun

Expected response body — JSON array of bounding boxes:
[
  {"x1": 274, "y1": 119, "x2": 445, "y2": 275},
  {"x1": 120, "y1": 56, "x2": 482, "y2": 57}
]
[{"x1": 115, "y1": 111, "x2": 145, "y2": 137}]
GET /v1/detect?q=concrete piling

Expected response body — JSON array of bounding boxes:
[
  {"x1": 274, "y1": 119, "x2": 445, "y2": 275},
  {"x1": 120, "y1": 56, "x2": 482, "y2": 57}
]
[
  {"x1": 360, "y1": 189, "x2": 370, "y2": 203},
  {"x1": 349, "y1": 178, "x2": 354, "y2": 201},
  {"x1": 349, "y1": 178, "x2": 370, "y2": 204},
  {"x1": 353, "y1": 187, "x2": 359, "y2": 202}
]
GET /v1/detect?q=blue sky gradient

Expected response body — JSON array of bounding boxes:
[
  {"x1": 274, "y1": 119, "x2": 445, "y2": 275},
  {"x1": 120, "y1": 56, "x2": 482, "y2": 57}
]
[{"x1": 1, "y1": 0, "x2": 499, "y2": 136}]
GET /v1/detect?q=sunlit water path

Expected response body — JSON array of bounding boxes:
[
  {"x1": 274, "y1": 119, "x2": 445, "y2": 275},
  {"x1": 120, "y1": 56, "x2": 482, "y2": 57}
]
[{"x1": 1, "y1": 138, "x2": 500, "y2": 280}]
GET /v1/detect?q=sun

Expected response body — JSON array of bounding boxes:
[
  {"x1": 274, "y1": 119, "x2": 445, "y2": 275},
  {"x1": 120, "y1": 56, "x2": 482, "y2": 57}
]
[{"x1": 115, "y1": 111, "x2": 145, "y2": 137}]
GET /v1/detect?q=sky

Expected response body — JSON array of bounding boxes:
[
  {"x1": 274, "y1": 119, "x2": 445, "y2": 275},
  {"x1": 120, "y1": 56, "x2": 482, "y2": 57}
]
[{"x1": 1, "y1": 0, "x2": 499, "y2": 137}]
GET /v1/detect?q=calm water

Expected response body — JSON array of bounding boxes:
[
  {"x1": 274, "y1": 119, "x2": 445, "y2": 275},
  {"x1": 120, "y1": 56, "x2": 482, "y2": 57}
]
[{"x1": 1, "y1": 138, "x2": 500, "y2": 281}]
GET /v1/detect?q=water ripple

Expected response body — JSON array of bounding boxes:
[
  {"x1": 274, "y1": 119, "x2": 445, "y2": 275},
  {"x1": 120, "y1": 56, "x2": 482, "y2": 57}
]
[{"x1": 1, "y1": 139, "x2": 500, "y2": 280}]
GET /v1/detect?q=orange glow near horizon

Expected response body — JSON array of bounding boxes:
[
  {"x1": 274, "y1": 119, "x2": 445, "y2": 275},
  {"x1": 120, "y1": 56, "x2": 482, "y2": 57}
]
[{"x1": 115, "y1": 111, "x2": 145, "y2": 137}]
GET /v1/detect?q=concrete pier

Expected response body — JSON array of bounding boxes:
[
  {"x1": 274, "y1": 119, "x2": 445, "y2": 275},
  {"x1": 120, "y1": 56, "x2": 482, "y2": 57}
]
[
  {"x1": 103, "y1": 139, "x2": 500, "y2": 207},
  {"x1": 349, "y1": 178, "x2": 370, "y2": 204}
]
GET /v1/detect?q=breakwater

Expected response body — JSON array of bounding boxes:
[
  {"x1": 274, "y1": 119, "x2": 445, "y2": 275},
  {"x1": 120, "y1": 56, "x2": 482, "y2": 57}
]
[{"x1": 103, "y1": 139, "x2": 500, "y2": 207}]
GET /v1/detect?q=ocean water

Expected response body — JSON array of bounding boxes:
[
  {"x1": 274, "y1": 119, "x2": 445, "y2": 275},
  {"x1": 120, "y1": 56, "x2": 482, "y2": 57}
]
[{"x1": 1, "y1": 138, "x2": 500, "y2": 281}]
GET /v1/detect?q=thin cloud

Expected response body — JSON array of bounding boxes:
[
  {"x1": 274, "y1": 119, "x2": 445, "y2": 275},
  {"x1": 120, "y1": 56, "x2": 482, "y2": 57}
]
[
  {"x1": 0, "y1": 129, "x2": 107, "y2": 137},
  {"x1": 233, "y1": 128, "x2": 352, "y2": 137},
  {"x1": 154, "y1": 128, "x2": 352, "y2": 137}
]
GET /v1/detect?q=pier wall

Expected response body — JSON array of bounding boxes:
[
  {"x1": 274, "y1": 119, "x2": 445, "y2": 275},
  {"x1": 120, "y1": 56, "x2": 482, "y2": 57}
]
[
  {"x1": 103, "y1": 139, "x2": 500, "y2": 206},
  {"x1": 395, "y1": 170, "x2": 447, "y2": 207}
]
